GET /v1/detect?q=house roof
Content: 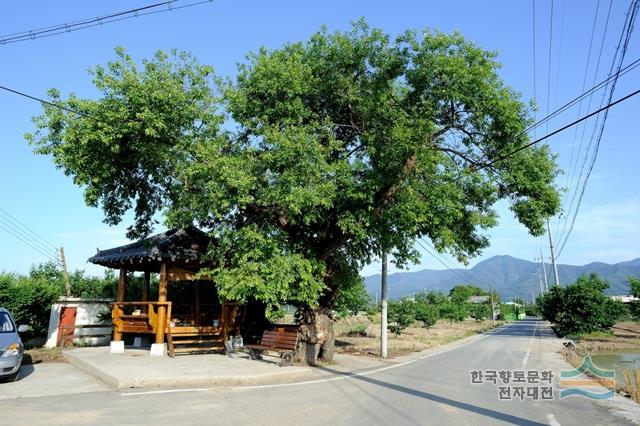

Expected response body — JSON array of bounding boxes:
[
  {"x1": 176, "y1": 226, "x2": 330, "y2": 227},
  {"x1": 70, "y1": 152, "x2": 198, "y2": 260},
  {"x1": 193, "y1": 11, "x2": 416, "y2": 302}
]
[
  {"x1": 87, "y1": 227, "x2": 212, "y2": 272},
  {"x1": 467, "y1": 295, "x2": 490, "y2": 304}
]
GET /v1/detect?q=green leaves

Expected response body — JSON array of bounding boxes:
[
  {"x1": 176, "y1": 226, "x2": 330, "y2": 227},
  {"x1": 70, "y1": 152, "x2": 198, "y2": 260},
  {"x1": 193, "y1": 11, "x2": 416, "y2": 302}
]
[
  {"x1": 27, "y1": 48, "x2": 222, "y2": 239},
  {"x1": 537, "y1": 273, "x2": 627, "y2": 336},
  {"x1": 387, "y1": 298, "x2": 416, "y2": 336},
  {"x1": 27, "y1": 21, "x2": 561, "y2": 313},
  {"x1": 202, "y1": 225, "x2": 326, "y2": 313}
]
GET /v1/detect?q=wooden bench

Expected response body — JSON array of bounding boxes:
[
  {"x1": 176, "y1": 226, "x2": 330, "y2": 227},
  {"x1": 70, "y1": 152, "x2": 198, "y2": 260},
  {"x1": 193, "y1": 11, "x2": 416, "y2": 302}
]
[{"x1": 244, "y1": 328, "x2": 299, "y2": 366}]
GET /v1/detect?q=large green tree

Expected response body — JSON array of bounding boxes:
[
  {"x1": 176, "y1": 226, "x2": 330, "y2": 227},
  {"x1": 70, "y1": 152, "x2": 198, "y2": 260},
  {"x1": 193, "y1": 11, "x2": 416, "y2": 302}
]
[{"x1": 27, "y1": 22, "x2": 560, "y2": 363}]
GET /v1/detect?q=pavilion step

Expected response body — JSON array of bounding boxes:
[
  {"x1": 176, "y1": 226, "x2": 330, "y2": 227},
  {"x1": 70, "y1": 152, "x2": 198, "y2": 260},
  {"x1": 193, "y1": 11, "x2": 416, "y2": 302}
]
[
  {"x1": 169, "y1": 332, "x2": 222, "y2": 337},
  {"x1": 171, "y1": 339, "x2": 224, "y2": 345},
  {"x1": 172, "y1": 346, "x2": 224, "y2": 354}
]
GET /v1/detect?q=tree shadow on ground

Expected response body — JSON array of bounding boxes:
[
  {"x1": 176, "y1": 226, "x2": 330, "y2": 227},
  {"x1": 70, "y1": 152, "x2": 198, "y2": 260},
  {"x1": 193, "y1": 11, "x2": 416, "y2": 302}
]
[{"x1": 316, "y1": 364, "x2": 547, "y2": 426}]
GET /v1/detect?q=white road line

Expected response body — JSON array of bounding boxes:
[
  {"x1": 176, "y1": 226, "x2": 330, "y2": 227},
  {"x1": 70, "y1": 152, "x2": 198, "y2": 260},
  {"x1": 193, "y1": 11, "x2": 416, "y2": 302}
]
[
  {"x1": 521, "y1": 319, "x2": 538, "y2": 370},
  {"x1": 121, "y1": 323, "x2": 514, "y2": 396},
  {"x1": 123, "y1": 388, "x2": 211, "y2": 396},
  {"x1": 546, "y1": 413, "x2": 561, "y2": 426}
]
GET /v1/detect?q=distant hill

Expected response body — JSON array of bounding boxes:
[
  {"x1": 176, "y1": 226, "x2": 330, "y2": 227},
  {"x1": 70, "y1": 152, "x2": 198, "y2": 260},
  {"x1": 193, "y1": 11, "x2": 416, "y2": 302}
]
[{"x1": 363, "y1": 255, "x2": 640, "y2": 301}]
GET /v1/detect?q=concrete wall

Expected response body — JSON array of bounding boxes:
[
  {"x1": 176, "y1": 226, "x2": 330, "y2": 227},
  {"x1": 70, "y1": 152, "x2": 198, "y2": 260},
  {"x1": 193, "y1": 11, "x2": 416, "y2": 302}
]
[{"x1": 45, "y1": 298, "x2": 113, "y2": 348}]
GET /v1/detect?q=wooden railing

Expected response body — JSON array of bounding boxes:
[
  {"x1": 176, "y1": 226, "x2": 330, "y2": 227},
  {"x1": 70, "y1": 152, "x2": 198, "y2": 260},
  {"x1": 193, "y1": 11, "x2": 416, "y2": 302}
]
[{"x1": 111, "y1": 302, "x2": 172, "y2": 341}]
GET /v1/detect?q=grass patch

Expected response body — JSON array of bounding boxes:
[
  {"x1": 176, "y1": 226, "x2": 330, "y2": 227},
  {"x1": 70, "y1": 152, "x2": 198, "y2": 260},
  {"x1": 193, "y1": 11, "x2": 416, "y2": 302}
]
[{"x1": 573, "y1": 330, "x2": 614, "y2": 341}]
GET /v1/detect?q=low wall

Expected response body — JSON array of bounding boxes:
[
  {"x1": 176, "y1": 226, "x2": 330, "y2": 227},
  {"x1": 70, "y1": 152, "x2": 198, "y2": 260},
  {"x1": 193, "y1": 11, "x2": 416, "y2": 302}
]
[{"x1": 45, "y1": 297, "x2": 113, "y2": 348}]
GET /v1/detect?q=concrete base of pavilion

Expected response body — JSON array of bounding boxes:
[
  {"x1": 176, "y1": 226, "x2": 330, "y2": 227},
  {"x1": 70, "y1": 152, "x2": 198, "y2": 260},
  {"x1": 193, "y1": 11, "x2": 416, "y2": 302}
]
[{"x1": 63, "y1": 346, "x2": 313, "y2": 389}]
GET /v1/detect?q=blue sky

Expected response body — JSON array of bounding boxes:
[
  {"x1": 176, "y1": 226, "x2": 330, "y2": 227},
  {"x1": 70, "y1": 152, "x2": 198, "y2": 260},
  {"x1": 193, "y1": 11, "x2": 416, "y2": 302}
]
[{"x1": 1, "y1": 0, "x2": 638, "y2": 277}]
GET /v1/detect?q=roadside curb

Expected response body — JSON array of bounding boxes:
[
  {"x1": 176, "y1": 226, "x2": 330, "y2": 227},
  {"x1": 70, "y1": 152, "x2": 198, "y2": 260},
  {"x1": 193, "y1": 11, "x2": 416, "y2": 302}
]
[
  {"x1": 63, "y1": 350, "x2": 313, "y2": 389},
  {"x1": 245, "y1": 322, "x2": 514, "y2": 388}
]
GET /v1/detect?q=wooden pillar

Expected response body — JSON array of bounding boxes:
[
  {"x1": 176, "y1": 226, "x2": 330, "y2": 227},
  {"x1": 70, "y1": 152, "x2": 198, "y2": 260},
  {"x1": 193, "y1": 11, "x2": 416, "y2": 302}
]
[
  {"x1": 221, "y1": 303, "x2": 228, "y2": 347},
  {"x1": 194, "y1": 281, "x2": 200, "y2": 327},
  {"x1": 142, "y1": 271, "x2": 150, "y2": 314},
  {"x1": 155, "y1": 263, "x2": 168, "y2": 344},
  {"x1": 113, "y1": 268, "x2": 127, "y2": 341},
  {"x1": 142, "y1": 271, "x2": 150, "y2": 302},
  {"x1": 117, "y1": 268, "x2": 127, "y2": 302}
]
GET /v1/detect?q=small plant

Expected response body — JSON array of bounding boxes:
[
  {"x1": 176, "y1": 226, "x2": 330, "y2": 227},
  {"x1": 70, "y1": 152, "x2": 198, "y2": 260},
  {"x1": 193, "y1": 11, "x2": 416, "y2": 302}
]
[
  {"x1": 623, "y1": 368, "x2": 640, "y2": 403},
  {"x1": 347, "y1": 324, "x2": 368, "y2": 337},
  {"x1": 387, "y1": 298, "x2": 415, "y2": 336}
]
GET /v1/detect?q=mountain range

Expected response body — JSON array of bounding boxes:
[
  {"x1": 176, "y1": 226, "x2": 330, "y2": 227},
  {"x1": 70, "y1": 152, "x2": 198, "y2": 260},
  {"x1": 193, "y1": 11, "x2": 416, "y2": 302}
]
[{"x1": 363, "y1": 255, "x2": 640, "y2": 302}]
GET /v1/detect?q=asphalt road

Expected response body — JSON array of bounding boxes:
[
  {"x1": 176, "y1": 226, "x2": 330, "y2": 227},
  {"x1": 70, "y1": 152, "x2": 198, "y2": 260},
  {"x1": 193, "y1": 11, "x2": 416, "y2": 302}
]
[{"x1": 0, "y1": 319, "x2": 630, "y2": 425}]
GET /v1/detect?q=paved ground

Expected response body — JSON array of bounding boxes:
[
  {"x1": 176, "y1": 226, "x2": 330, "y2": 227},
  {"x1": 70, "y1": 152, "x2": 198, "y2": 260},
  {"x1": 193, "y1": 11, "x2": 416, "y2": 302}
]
[
  {"x1": 1, "y1": 319, "x2": 637, "y2": 425},
  {"x1": 0, "y1": 362, "x2": 108, "y2": 400},
  {"x1": 63, "y1": 346, "x2": 312, "y2": 388}
]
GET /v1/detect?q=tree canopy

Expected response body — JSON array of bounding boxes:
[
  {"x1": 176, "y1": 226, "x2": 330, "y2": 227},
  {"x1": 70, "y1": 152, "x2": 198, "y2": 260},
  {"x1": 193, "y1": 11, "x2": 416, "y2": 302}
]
[
  {"x1": 27, "y1": 22, "x2": 560, "y2": 316},
  {"x1": 449, "y1": 284, "x2": 488, "y2": 304},
  {"x1": 537, "y1": 274, "x2": 626, "y2": 335}
]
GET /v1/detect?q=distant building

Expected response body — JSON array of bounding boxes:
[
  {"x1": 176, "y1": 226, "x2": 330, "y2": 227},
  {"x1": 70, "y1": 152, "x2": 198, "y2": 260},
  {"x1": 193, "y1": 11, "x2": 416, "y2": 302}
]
[
  {"x1": 609, "y1": 295, "x2": 639, "y2": 304},
  {"x1": 467, "y1": 295, "x2": 490, "y2": 304}
]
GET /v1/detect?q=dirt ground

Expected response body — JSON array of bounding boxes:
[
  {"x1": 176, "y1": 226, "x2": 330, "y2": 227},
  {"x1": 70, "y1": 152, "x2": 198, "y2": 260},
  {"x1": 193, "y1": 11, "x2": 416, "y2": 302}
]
[
  {"x1": 563, "y1": 321, "x2": 640, "y2": 400},
  {"x1": 573, "y1": 322, "x2": 640, "y2": 351},
  {"x1": 334, "y1": 314, "x2": 502, "y2": 358},
  {"x1": 23, "y1": 347, "x2": 64, "y2": 365}
]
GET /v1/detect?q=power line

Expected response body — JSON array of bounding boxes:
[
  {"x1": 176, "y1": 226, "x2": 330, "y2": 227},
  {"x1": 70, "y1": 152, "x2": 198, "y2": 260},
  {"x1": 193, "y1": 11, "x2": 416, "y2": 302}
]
[
  {"x1": 0, "y1": 0, "x2": 214, "y2": 45},
  {"x1": 0, "y1": 216, "x2": 57, "y2": 256},
  {"x1": 415, "y1": 239, "x2": 537, "y2": 296},
  {"x1": 521, "y1": 56, "x2": 640, "y2": 143},
  {"x1": 0, "y1": 215, "x2": 60, "y2": 261},
  {"x1": 532, "y1": 0, "x2": 537, "y2": 138},
  {"x1": 0, "y1": 85, "x2": 92, "y2": 118},
  {"x1": 545, "y1": 0, "x2": 555, "y2": 134},
  {"x1": 556, "y1": 0, "x2": 639, "y2": 257},
  {"x1": 557, "y1": 0, "x2": 613, "y2": 247},
  {"x1": 0, "y1": 221, "x2": 59, "y2": 263},
  {"x1": 416, "y1": 239, "x2": 489, "y2": 288},
  {"x1": 552, "y1": 0, "x2": 567, "y2": 112},
  {"x1": 449, "y1": 86, "x2": 640, "y2": 183},
  {"x1": 0, "y1": 207, "x2": 59, "y2": 252}
]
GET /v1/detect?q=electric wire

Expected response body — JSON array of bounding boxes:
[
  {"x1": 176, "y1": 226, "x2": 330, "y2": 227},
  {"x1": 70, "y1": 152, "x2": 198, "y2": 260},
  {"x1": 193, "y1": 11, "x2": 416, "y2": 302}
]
[
  {"x1": 448, "y1": 86, "x2": 640, "y2": 184},
  {"x1": 0, "y1": 221, "x2": 59, "y2": 262},
  {"x1": 532, "y1": 0, "x2": 538, "y2": 138},
  {"x1": 0, "y1": 0, "x2": 214, "y2": 45},
  {"x1": 0, "y1": 85, "x2": 92, "y2": 118},
  {"x1": 0, "y1": 216, "x2": 59, "y2": 258},
  {"x1": 0, "y1": 207, "x2": 60, "y2": 252},
  {"x1": 556, "y1": 0, "x2": 616, "y2": 251},
  {"x1": 545, "y1": 0, "x2": 555, "y2": 134},
  {"x1": 556, "y1": 0, "x2": 639, "y2": 257}
]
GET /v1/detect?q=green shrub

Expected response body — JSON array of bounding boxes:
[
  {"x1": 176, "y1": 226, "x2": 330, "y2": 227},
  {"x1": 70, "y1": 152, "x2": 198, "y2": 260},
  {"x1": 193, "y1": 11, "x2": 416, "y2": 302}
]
[
  {"x1": 413, "y1": 300, "x2": 438, "y2": 329},
  {"x1": 347, "y1": 324, "x2": 368, "y2": 337},
  {"x1": 387, "y1": 298, "x2": 415, "y2": 335},
  {"x1": 468, "y1": 303, "x2": 490, "y2": 321},
  {"x1": 537, "y1": 273, "x2": 627, "y2": 336},
  {"x1": 439, "y1": 301, "x2": 467, "y2": 324},
  {"x1": 0, "y1": 262, "x2": 125, "y2": 337}
]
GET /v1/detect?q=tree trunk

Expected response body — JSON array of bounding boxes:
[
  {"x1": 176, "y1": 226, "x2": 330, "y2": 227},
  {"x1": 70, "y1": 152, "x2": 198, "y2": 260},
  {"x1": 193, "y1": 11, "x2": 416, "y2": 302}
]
[
  {"x1": 296, "y1": 306, "x2": 335, "y2": 365},
  {"x1": 294, "y1": 256, "x2": 343, "y2": 365}
]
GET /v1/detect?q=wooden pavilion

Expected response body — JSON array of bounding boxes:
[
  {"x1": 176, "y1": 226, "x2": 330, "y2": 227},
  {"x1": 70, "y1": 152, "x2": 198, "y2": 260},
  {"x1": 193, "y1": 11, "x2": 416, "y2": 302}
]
[{"x1": 88, "y1": 227, "x2": 259, "y2": 355}]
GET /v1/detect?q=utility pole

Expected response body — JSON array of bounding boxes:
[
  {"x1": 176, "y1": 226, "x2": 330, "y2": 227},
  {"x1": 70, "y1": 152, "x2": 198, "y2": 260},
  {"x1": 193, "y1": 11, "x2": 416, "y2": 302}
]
[
  {"x1": 538, "y1": 271, "x2": 544, "y2": 295},
  {"x1": 60, "y1": 247, "x2": 71, "y2": 297},
  {"x1": 380, "y1": 252, "x2": 388, "y2": 359},
  {"x1": 546, "y1": 219, "x2": 560, "y2": 286},
  {"x1": 489, "y1": 283, "x2": 496, "y2": 327},
  {"x1": 540, "y1": 249, "x2": 549, "y2": 292}
]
